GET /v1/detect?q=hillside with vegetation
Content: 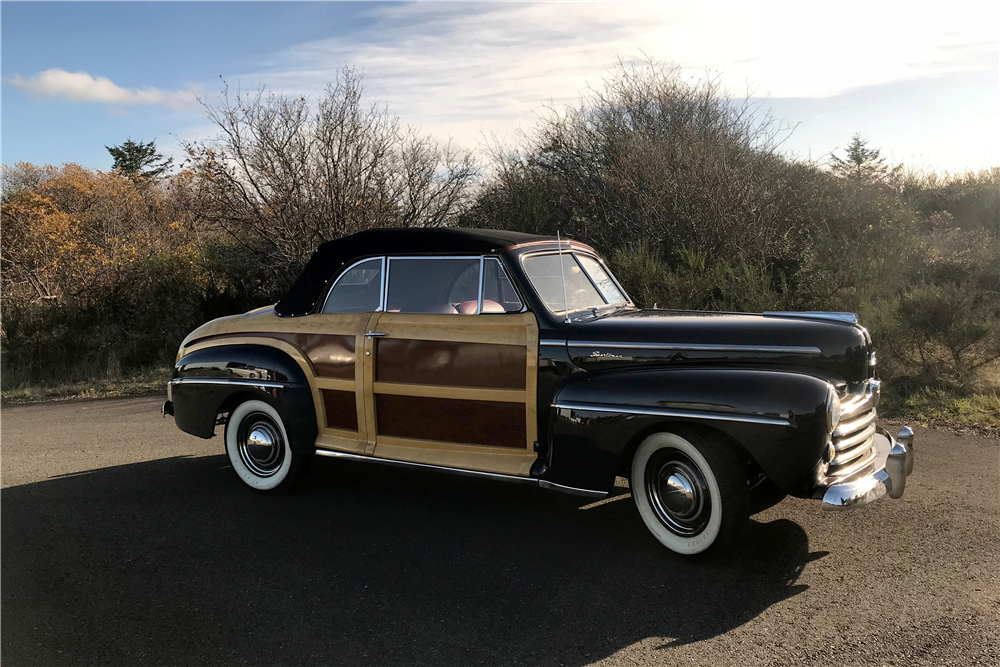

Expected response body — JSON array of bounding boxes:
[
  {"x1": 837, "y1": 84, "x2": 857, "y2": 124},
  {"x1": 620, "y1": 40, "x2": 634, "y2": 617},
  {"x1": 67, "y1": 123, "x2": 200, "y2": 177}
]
[{"x1": 2, "y1": 63, "x2": 998, "y2": 427}]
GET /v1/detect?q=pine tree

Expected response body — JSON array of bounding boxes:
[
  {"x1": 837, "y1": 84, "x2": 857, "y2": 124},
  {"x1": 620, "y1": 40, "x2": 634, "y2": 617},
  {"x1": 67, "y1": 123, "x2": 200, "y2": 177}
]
[
  {"x1": 830, "y1": 133, "x2": 889, "y2": 181},
  {"x1": 106, "y1": 138, "x2": 173, "y2": 178}
]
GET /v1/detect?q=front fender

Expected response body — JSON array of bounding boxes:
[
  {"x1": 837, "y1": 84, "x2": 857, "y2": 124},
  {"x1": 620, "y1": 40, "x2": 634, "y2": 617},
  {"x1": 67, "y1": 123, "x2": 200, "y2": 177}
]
[
  {"x1": 545, "y1": 368, "x2": 831, "y2": 495},
  {"x1": 170, "y1": 344, "x2": 317, "y2": 454}
]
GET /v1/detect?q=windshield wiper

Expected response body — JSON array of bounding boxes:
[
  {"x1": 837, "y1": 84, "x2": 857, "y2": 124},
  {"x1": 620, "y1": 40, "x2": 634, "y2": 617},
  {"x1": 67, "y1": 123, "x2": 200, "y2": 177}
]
[{"x1": 590, "y1": 303, "x2": 632, "y2": 319}]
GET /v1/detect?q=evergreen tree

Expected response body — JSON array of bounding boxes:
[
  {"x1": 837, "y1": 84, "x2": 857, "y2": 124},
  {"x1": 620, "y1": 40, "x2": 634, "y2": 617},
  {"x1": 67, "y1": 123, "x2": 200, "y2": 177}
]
[
  {"x1": 106, "y1": 138, "x2": 173, "y2": 178},
  {"x1": 830, "y1": 133, "x2": 890, "y2": 181}
]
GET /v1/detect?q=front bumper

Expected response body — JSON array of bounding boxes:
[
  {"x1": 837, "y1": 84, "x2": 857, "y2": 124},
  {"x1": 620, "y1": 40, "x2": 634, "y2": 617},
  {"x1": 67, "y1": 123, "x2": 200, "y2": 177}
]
[{"x1": 821, "y1": 426, "x2": 914, "y2": 511}]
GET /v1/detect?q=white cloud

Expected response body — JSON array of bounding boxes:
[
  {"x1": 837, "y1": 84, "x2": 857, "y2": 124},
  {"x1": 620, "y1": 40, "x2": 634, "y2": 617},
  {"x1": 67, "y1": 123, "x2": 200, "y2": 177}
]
[
  {"x1": 8, "y1": 69, "x2": 197, "y2": 109},
  {"x1": 237, "y1": 0, "x2": 998, "y2": 156}
]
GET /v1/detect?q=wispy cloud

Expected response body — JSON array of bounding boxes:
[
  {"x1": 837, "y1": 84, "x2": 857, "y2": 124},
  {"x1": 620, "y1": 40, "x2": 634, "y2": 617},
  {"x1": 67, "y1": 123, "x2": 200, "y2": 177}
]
[
  {"x1": 238, "y1": 2, "x2": 998, "y2": 150},
  {"x1": 7, "y1": 69, "x2": 197, "y2": 109}
]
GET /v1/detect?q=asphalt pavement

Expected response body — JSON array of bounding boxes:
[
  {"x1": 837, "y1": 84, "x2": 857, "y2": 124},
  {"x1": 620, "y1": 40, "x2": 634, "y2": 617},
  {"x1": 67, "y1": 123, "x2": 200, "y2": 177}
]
[{"x1": 2, "y1": 396, "x2": 997, "y2": 666}]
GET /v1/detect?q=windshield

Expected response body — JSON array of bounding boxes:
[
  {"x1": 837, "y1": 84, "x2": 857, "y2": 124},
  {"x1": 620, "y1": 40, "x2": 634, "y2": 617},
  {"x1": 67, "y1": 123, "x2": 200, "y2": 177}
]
[{"x1": 521, "y1": 252, "x2": 629, "y2": 318}]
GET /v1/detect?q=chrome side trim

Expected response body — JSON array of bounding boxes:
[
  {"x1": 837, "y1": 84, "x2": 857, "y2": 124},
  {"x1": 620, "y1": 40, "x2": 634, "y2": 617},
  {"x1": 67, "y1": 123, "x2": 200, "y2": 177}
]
[
  {"x1": 538, "y1": 480, "x2": 608, "y2": 499},
  {"x1": 168, "y1": 377, "x2": 286, "y2": 389},
  {"x1": 314, "y1": 449, "x2": 608, "y2": 498},
  {"x1": 566, "y1": 341, "x2": 822, "y2": 354},
  {"x1": 552, "y1": 402, "x2": 792, "y2": 427},
  {"x1": 764, "y1": 311, "x2": 859, "y2": 324},
  {"x1": 539, "y1": 339, "x2": 566, "y2": 347}
]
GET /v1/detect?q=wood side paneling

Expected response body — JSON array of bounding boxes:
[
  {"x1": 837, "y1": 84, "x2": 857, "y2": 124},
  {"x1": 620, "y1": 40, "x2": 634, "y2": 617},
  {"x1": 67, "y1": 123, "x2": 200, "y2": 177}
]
[
  {"x1": 375, "y1": 339, "x2": 525, "y2": 389},
  {"x1": 189, "y1": 332, "x2": 356, "y2": 379},
  {"x1": 375, "y1": 394, "x2": 526, "y2": 449},
  {"x1": 274, "y1": 333, "x2": 356, "y2": 379},
  {"x1": 322, "y1": 389, "x2": 359, "y2": 431}
]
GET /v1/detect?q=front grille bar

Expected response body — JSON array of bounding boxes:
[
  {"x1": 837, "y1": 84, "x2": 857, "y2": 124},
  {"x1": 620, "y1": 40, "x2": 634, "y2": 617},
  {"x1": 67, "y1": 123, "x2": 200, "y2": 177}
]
[
  {"x1": 833, "y1": 423, "x2": 877, "y2": 454},
  {"x1": 827, "y1": 444, "x2": 878, "y2": 480},
  {"x1": 833, "y1": 410, "x2": 876, "y2": 438}
]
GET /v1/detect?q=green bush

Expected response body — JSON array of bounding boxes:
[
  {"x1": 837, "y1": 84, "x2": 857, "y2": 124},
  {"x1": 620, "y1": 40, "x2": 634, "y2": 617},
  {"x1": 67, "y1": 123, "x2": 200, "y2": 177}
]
[{"x1": 2, "y1": 63, "x2": 998, "y2": 418}]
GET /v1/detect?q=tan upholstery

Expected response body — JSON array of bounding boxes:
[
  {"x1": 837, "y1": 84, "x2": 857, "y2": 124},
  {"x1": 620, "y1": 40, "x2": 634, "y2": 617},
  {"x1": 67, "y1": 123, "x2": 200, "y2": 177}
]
[{"x1": 456, "y1": 300, "x2": 505, "y2": 315}]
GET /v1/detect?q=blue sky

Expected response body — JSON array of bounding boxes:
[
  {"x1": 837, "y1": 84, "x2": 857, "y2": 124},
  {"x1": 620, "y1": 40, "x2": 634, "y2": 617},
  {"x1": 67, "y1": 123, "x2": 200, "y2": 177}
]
[{"x1": 3, "y1": 1, "x2": 998, "y2": 173}]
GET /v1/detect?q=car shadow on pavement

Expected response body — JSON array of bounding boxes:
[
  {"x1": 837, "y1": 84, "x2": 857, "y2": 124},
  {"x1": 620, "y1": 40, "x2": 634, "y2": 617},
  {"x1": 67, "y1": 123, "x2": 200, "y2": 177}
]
[{"x1": 2, "y1": 453, "x2": 824, "y2": 666}]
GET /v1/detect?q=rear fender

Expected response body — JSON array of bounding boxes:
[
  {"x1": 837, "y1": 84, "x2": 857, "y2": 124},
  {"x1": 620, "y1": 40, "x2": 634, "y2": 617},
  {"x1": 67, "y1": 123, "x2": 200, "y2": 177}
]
[
  {"x1": 170, "y1": 344, "x2": 317, "y2": 455},
  {"x1": 546, "y1": 368, "x2": 830, "y2": 495}
]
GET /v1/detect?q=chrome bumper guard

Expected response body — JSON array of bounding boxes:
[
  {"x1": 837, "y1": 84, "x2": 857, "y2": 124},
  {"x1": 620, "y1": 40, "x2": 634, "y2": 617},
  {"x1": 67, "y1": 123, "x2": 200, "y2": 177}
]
[{"x1": 821, "y1": 426, "x2": 914, "y2": 511}]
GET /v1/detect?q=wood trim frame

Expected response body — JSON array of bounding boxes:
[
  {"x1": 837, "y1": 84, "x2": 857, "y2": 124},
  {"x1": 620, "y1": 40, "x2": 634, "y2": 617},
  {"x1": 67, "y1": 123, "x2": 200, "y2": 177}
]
[
  {"x1": 372, "y1": 382, "x2": 525, "y2": 403},
  {"x1": 177, "y1": 303, "x2": 542, "y2": 475},
  {"x1": 180, "y1": 311, "x2": 374, "y2": 455},
  {"x1": 374, "y1": 436, "x2": 536, "y2": 477},
  {"x1": 361, "y1": 312, "x2": 380, "y2": 454},
  {"x1": 368, "y1": 311, "x2": 539, "y2": 476}
]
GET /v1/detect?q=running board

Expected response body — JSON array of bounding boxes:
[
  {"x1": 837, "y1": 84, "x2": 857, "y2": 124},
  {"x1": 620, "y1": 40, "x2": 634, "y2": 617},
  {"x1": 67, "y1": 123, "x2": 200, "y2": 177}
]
[{"x1": 314, "y1": 449, "x2": 608, "y2": 499}]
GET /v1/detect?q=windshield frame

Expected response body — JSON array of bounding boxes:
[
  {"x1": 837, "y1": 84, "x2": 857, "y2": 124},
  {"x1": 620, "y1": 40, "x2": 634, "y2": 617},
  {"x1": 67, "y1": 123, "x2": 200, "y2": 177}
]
[{"x1": 519, "y1": 249, "x2": 633, "y2": 320}]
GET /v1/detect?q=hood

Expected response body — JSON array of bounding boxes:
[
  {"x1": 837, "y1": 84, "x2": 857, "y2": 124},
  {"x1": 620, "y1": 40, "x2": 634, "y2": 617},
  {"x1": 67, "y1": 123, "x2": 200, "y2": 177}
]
[{"x1": 564, "y1": 309, "x2": 871, "y2": 383}]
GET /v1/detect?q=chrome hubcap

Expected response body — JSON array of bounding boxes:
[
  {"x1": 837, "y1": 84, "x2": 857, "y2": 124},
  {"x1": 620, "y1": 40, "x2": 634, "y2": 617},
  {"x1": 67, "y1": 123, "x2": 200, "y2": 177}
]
[
  {"x1": 237, "y1": 413, "x2": 284, "y2": 477},
  {"x1": 645, "y1": 450, "x2": 711, "y2": 536}
]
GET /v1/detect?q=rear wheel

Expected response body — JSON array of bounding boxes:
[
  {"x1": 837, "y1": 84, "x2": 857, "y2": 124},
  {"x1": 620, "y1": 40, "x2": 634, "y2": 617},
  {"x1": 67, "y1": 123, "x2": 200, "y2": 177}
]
[
  {"x1": 631, "y1": 430, "x2": 749, "y2": 556},
  {"x1": 225, "y1": 399, "x2": 305, "y2": 492}
]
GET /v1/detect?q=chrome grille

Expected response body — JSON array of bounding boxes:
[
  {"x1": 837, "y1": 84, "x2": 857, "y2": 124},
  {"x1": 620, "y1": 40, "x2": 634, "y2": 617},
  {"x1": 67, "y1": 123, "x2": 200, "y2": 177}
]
[{"x1": 827, "y1": 381, "x2": 879, "y2": 480}]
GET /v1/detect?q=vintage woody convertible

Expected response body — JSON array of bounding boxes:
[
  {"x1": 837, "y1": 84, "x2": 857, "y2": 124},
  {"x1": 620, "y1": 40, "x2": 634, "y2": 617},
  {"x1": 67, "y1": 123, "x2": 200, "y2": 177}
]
[{"x1": 163, "y1": 228, "x2": 915, "y2": 555}]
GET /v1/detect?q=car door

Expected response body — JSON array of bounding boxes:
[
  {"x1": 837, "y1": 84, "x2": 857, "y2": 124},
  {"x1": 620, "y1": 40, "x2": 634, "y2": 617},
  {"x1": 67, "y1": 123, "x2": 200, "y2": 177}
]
[
  {"x1": 365, "y1": 255, "x2": 539, "y2": 476},
  {"x1": 301, "y1": 257, "x2": 386, "y2": 455}
]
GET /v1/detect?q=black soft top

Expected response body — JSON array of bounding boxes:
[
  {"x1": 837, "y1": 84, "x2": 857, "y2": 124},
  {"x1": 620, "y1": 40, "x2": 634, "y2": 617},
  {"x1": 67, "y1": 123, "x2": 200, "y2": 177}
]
[{"x1": 275, "y1": 227, "x2": 554, "y2": 317}]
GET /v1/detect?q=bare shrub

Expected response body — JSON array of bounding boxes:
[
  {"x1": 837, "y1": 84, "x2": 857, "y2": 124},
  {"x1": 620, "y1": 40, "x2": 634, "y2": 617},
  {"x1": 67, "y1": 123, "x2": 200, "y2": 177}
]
[
  {"x1": 465, "y1": 58, "x2": 800, "y2": 263},
  {"x1": 183, "y1": 66, "x2": 477, "y2": 288}
]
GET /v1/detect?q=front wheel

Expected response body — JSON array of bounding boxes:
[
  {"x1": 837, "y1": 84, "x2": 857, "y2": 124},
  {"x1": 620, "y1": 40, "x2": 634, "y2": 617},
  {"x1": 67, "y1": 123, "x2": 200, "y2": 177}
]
[
  {"x1": 631, "y1": 431, "x2": 749, "y2": 556},
  {"x1": 225, "y1": 399, "x2": 305, "y2": 492}
]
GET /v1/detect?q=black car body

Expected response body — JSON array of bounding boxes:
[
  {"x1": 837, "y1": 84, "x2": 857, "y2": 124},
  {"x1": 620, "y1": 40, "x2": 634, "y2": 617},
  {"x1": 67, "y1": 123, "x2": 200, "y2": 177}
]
[{"x1": 164, "y1": 228, "x2": 915, "y2": 555}]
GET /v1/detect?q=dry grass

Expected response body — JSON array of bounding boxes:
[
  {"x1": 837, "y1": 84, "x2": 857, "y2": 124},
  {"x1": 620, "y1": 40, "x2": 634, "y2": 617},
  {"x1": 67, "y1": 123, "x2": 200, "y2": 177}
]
[
  {"x1": 881, "y1": 386, "x2": 1000, "y2": 435},
  {"x1": 1, "y1": 366, "x2": 171, "y2": 405}
]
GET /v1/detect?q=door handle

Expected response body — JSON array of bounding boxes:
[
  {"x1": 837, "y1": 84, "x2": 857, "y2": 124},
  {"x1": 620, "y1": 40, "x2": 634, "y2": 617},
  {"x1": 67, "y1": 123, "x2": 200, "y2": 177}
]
[{"x1": 365, "y1": 331, "x2": 387, "y2": 338}]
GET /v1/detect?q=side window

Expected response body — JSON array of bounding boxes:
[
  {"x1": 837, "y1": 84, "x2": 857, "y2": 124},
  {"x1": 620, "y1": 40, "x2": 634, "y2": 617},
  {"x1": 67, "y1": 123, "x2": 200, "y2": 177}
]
[
  {"x1": 386, "y1": 258, "x2": 480, "y2": 314},
  {"x1": 482, "y1": 258, "x2": 523, "y2": 313},
  {"x1": 322, "y1": 258, "x2": 383, "y2": 313},
  {"x1": 448, "y1": 263, "x2": 481, "y2": 305}
]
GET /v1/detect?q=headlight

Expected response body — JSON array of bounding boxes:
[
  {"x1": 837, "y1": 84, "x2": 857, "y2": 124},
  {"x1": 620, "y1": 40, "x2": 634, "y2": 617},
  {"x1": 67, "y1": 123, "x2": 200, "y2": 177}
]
[{"x1": 826, "y1": 386, "x2": 842, "y2": 432}]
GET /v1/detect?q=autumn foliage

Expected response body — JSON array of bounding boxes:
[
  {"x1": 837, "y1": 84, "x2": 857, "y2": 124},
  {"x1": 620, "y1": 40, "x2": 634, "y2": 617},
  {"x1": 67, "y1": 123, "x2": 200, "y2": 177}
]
[
  {"x1": 2, "y1": 63, "x2": 998, "y2": 402},
  {"x1": 1, "y1": 163, "x2": 206, "y2": 382}
]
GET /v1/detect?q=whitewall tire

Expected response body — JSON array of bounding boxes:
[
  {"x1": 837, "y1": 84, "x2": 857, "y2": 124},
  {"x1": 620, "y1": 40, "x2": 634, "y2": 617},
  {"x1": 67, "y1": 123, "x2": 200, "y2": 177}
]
[
  {"x1": 631, "y1": 430, "x2": 749, "y2": 556},
  {"x1": 225, "y1": 399, "x2": 300, "y2": 492}
]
